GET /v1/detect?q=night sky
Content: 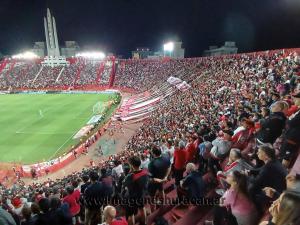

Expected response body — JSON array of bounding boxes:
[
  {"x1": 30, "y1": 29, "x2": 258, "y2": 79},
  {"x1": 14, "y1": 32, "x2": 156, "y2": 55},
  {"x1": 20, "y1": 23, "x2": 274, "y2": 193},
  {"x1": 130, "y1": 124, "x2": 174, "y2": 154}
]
[{"x1": 0, "y1": 0, "x2": 300, "y2": 58}]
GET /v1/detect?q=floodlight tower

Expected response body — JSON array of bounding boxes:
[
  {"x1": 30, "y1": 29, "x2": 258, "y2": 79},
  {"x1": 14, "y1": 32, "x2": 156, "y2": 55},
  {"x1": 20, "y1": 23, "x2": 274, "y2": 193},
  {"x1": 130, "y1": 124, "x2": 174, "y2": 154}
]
[{"x1": 163, "y1": 42, "x2": 174, "y2": 57}]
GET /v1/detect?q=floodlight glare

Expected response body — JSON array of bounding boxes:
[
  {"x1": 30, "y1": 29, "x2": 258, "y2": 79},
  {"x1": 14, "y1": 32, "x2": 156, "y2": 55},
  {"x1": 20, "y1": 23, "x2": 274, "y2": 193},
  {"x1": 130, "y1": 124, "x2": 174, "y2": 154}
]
[
  {"x1": 163, "y1": 42, "x2": 174, "y2": 52},
  {"x1": 12, "y1": 51, "x2": 38, "y2": 59},
  {"x1": 75, "y1": 52, "x2": 105, "y2": 59}
]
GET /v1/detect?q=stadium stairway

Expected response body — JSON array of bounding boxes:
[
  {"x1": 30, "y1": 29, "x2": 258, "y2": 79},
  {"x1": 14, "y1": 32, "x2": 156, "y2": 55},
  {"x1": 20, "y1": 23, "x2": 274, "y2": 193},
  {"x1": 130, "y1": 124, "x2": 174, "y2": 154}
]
[
  {"x1": 19, "y1": 64, "x2": 30, "y2": 80},
  {"x1": 109, "y1": 57, "x2": 116, "y2": 87},
  {"x1": 0, "y1": 58, "x2": 9, "y2": 75},
  {"x1": 146, "y1": 180, "x2": 176, "y2": 225},
  {"x1": 164, "y1": 189, "x2": 218, "y2": 225},
  {"x1": 96, "y1": 60, "x2": 106, "y2": 83},
  {"x1": 74, "y1": 62, "x2": 86, "y2": 84},
  {"x1": 5, "y1": 59, "x2": 16, "y2": 81}
]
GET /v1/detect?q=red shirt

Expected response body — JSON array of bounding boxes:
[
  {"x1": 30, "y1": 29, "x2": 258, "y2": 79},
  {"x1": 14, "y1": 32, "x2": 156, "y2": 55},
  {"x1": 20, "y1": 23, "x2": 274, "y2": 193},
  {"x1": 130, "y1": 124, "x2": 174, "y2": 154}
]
[
  {"x1": 111, "y1": 217, "x2": 128, "y2": 225},
  {"x1": 232, "y1": 129, "x2": 253, "y2": 150},
  {"x1": 63, "y1": 194, "x2": 80, "y2": 216},
  {"x1": 72, "y1": 189, "x2": 80, "y2": 203},
  {"x1": 173, "y1": 148, "x2": 187, "y2": 170},
  {"x1": 287, "y1": 105, "x2": 299, "y2": 117},
  {"x1": 186, "y1": 142, "x2": 197, "y2": 162}
]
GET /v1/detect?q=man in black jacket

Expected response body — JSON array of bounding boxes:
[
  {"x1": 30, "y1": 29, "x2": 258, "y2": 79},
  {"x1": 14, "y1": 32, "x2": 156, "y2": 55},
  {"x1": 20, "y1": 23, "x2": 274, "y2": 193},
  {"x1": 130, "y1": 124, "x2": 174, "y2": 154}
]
[
  {"x1": 256, "y1": 101, "x2": 286, "y2": 144},
  {"x1": 148, "y1": 146, "x2": 171, "y2": 212},
  {"x1": 249, "y1": 145, "x2": 287, "y2": 209},
  {"x1": 148, "y1": 146, "x2": 171, "y2": 198},
  {"x1": 122, "y1": 156, "x2": 149, "y2": 225},
  {"x1": 84, "y1": 171, "x2": 108, "y2": 225},
  {"x1": 80, "y1": 175, "x2": 91, "y2": 194},
  {"x1": 180, "y1": 163, "x2": 206, "y2": 203}
]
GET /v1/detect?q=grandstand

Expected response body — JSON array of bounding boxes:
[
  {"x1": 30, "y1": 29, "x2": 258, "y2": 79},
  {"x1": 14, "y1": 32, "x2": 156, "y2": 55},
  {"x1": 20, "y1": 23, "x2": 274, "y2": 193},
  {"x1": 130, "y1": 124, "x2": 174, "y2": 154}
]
[
  {"x1": 1, "y1": 0, "x2": 300, "y2": 222},
  {"x1": 0, "y1": 48, "x2": 299, "y2": 225}
]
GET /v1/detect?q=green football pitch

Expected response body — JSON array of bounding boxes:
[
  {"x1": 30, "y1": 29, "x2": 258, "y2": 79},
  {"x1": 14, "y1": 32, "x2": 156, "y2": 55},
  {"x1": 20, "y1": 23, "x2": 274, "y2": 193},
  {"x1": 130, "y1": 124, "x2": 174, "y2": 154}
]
[{"x1": 0, "y1": 93, "x2": 118, "y2": 164}]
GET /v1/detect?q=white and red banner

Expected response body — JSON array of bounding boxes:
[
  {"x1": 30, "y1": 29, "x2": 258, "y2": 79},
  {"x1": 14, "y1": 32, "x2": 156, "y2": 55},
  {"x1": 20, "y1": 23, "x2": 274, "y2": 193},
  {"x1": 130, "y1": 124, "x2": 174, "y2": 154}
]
[
  {"x1": 167, "y1": 76, "x2": 191, "y2": 92},
  {"x1": 176, "y1": 81, "x2": 191, "y2": 91},
  {"x1": 167, "y1": 76, "x2": 182, "y2": 85}
]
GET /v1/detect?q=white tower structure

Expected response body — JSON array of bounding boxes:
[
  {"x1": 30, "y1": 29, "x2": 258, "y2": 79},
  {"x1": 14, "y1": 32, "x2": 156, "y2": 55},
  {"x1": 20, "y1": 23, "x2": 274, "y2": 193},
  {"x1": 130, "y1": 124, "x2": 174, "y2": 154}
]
[
  {"x1": 42, "y1": 8, "x2": 68, "y2": 67},
  {"x1": 44, "y1": 8, "x2": 60, "y2": 57}
]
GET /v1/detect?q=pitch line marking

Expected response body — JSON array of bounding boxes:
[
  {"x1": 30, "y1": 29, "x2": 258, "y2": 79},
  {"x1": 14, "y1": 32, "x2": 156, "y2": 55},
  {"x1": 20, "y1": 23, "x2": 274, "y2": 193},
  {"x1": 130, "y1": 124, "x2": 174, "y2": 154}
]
[
  {"x1": 47, "y1": 105, "x2": 95, "y2": 161},
  {"x1": 48, "y1": 130, "x2": 77, "y2": 161}
]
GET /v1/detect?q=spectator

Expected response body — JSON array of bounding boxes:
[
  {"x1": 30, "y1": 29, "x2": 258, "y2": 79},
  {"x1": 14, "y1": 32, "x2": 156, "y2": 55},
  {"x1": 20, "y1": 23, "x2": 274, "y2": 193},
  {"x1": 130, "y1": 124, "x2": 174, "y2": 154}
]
[
  {"x1": 49, "y1": 186, "x2": 61, "y2": 200},
  {"x1": 209, "y1": 129, "x2": 233, "y2": 174},
  {"x1": 99, "y1": 168, "x2": 113, "y2": 197},
  {"x1": 256, "y1": 101, "x2": 287, "y2": 145},
  {"x1": 185, "y1": 135, "x2": 198, "y2": 163},
  {"x1": 198, "y1": 135, "x2": 213, "y2": 173},
  {"x1": 173, "y1": 140, "x2": 187, "y2": 186},
  {"x1": 49, "y1": 197, "x2": 72, "y2": 225},
  {"x1": 280, "y1": 92, "x2": 300, "y2": 168},
  {"x1": 101, "y1": 205, "x2": 116, "y2": 225},
  {"x1": 210, "y1": 129, "x2": 233, "y2": 159},
  {"x1": 111, "y1": 160, "x2": 124, "y2": 187},
  {"x1": 101, "y1": 205, "x2": 128, "y2": 225},
  {"x1": 84, "y1": 171, "x2": 106, "y2": 225},
  {"x1": 35, "y1": 198, "x2": 56, "y2": 225},
  {"x1": 0, "y1": 205, "x2": 16, "y2": 225},
  {"x1": 232, "y1": 119, "x2": 255, "y2": 152},
  {"x1": 261, "y1": 190, "x2": 300, "y2": 225},
  {"x1": 20, "y1": 206, "x2": 36, "y2": 225},
  {"x1": 179, "y1": 163, "x2": 206, "y2": 203},
  {"x1": 122, "y1": 156, "x2": 148, "y2": 225},
  {"x1": 80, "y1": 175, "x2": 90, "y2": 194},
  {"x1": 71, "y1": 180, "x2": 81, "y2": 203},
  {"x1": 148, "y1": 147, "x2": 171, "y2": 199},
  {"x1": 140, "y1": 154, "x2": 150, "y2": 170},
  {"x1": 263, "y1": 173, "x2": 300, "y2": 201},
  {"x1": 116, "y1": 163, "x2": 131, "y2": 198},
  {"x1": 214, "y1": 171, "x2": 258, "y2": 225},
  {"x1": 30, "y1": 203, "x2": 40, "y2": 223},
  {"x1": 62, "y1": 186, "x2": 80, "y2": 221},
  {"x1": 248, "y1": 145, "x2": 287, "y2": 209},
  {"x1": 217, "y1": 148, "x2": 253, "y2": 191}
]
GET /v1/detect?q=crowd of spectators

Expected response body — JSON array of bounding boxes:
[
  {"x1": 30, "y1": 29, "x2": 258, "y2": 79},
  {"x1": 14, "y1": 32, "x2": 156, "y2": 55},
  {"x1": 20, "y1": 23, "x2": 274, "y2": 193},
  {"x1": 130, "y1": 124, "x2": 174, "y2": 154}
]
[
  {"x1": 33, "y1": 66, "x2": 63, "y2": 88},
  {"x1": 114, "y1": 59, "x2": 198, "y2": 91},
  {"x1": 57, "y1": 61, "x2": 80, "y2": 86},
  {"x1": 0, "y1": 58, "x2": 113, "y2": 90},
  {"x1": 75, "y1": 61, "x2": 100, "y2": 86},
  {"x1": 0, "y1": 61, "x2": 41, "y2": 89},
  {"x1": 0, "y1": 50, "x2": 300, "y2": 225},
  {"x1": 99, "y1": 62, "x2": 113, "y2": 85}
]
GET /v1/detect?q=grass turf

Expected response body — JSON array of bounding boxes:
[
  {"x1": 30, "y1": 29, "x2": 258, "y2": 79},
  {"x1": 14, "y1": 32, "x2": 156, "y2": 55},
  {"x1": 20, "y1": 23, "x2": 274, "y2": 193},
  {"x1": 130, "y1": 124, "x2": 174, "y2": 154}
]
[{"x1": 0, "y1": 93, "x2": 117, "y2": 164}]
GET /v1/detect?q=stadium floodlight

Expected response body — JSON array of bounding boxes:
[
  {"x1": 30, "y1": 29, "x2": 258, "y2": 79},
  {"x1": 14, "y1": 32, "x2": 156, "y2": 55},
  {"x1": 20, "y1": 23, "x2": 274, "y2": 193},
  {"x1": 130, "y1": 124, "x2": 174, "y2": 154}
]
[
  {"x1": 75, "y1": 52, "x2": 106, "y2": 59},
  {"x1": 12, "y1": 51, "x2": 39, "y2": 59},
  {"x1": 163, "y1": 42, "x2": 174, "y2": 52}
]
